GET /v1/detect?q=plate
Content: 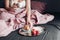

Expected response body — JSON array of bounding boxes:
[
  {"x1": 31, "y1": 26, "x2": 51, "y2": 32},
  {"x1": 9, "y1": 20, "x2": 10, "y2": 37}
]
[{"x1": 19, "y1": 26, "x2": 45, "y2": 36}]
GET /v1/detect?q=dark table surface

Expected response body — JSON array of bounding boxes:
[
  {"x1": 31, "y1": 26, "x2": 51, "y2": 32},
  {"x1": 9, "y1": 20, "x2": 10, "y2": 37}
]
[{"x1": 0, "y1": 12, "x2": 60, "y2": 40}]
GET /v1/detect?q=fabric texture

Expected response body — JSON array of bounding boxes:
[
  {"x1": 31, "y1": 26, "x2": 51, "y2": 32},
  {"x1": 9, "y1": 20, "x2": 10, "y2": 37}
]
[{"x1": 31, "y1": 1, "x2": 46, "y2": 13}]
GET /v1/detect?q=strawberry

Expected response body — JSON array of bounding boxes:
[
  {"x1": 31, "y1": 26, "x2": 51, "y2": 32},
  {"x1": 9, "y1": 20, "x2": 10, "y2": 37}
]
[
  {"x1": 36, "y1": 30, "x2": 39, "y2": 35},
  {"x1": 32, "y1": 29, "x2": 36, "y2": 36}
]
